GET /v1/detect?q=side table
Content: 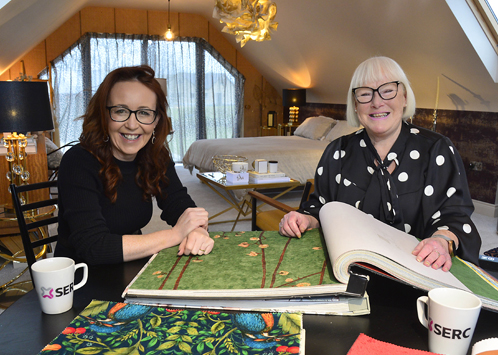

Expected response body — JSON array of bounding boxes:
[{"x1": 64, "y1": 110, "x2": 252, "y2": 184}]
[
  {"x1": 278, "y1": 122, "x2": 301, "y2": 136},
  {"x1": 259, "y1": 126, "x2": 278, "y2": 136},
  {"x1": 196, "y1": 172, "x2": 300, "y2": 231}
]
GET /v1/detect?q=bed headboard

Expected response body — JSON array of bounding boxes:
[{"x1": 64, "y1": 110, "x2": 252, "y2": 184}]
[{"x1": 297, "y1": 103, "x2": 347, "y2": 123}]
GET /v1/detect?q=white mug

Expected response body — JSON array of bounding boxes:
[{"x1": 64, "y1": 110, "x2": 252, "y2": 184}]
[
  {"x1": 417, "y1": 288, "x2": 482, "y2": 355},
  {"x1": 31, "y1": 257, "x2": 88, "y2": 314}
]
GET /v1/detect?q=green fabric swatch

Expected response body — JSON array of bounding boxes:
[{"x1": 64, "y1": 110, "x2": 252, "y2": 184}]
[{"x1": 129, "y1": 229, "x2": 339, "y2": 292}]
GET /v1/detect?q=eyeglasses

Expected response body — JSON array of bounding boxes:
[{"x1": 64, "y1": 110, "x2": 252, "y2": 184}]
[
  {"x1": 106, "y1": 106, "x2": 157, "y2": 125},
  {"x1": 352, "y1": 81, "x2": 400, "y2": 104}
]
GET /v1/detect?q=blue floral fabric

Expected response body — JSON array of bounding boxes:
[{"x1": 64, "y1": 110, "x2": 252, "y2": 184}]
[{"x1": 39, "y1": 300, "x2": 303, "y2": 355}]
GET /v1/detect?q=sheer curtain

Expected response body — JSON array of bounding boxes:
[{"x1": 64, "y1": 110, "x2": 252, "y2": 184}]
[{"x1": 42, "y1": 33, "x2": 245, "y2": 162}]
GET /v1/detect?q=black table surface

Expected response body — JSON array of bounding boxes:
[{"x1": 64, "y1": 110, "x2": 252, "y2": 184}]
[{"x1": 0, "y1": 260, "x2": 497, "y2": 355}]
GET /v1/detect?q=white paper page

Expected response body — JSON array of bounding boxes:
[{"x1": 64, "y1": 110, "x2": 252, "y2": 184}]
[{"x1": 319, "y1": 202, "x2": 467, "y2": 289}]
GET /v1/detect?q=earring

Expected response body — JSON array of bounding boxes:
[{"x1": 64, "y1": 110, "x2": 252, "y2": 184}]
[
  {"x1": 151, "y1": 130, "x2": 156, "y2": 145},
  {"x1": 103, "y1": 135, "x2": 109, "y2": 142}
]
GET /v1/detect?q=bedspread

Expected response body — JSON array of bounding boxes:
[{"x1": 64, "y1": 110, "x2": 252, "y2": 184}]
[{"x1": 182, "y1": 135, "x2": 330, "y2": 184}]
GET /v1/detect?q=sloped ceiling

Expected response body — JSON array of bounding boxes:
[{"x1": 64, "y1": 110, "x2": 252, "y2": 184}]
[{"x1": 1, "y1": 0, "x2": 498, "y2": 113}]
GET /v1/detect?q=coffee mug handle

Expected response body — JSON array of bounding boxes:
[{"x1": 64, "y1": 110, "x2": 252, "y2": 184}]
[
  {"x1": 417, "y1": 296, "x2": 429, "y2": 328},
  {"x1": 74, "y1": 263, "x2": 89, "y2": 291}
]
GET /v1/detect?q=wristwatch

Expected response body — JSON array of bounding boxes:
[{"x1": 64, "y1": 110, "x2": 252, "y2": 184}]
[{"x1": 433, "y1": 234, "x2": 456, "y2": 257}]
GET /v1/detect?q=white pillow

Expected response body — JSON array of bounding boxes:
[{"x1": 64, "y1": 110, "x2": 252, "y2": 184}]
[
  {"x1": 324, "y1": 120, "x2": 361, "y2": 142},
  {"x1": 293, "y1": 116, "x2": 337, "y2": 140}
]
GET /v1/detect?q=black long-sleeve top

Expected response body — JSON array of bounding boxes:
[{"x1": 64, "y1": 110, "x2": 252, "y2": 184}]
[
  {"x1": 54, "y1": 144, "x2": 196, "y2": 265},
  {"x1": 299, "y1": 122, "x2": 481, "y2": 265}
]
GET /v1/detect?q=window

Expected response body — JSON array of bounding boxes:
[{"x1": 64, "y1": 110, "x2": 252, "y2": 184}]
[
  {"x1": 42, "y1": 33, "x2": 245, "y2": 162},
  {"x1": 471, "y1": 0, "x2": 498, "y2": 48},
  {"x1": 446, "y1": 0, "x2": 498, "y2": 82}
]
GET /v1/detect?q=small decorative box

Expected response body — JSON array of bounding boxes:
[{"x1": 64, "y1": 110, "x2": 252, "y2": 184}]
[{"x1": 226, "y1": 171, "x2": 249, "y2": 184}]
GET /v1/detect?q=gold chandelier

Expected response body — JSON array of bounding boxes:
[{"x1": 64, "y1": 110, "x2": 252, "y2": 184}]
[{"x1": 213, "y1": 0, "x2": 278, "y2": 47}]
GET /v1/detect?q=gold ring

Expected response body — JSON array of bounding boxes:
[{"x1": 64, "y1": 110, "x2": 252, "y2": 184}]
[
  {"x1": 199, "y1": 249, "x2": 205, "y2": 252},
  {"x1": 433, "y1": 249, "x2": 440, "y2": 258}
]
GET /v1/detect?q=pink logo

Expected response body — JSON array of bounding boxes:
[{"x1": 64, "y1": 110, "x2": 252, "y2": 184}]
[
  {"x1": 428, "y1": 318, "x2": 433, "y2": 332},
  {"x1": 41, "y1": 287, "x2": 54, "y2": 299}
]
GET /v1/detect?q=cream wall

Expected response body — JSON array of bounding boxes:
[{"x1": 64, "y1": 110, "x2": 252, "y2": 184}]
[{"x1": 0, "y1": 6, "x2": 283, "y2": 137}]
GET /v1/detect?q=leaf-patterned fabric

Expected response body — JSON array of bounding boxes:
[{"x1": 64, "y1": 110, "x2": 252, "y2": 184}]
[{"x1": 39, "y1": 300, "x2": 303, "y2": 355}]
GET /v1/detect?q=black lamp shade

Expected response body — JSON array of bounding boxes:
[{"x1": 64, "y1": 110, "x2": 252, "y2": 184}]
[
  {"x1": 0, "y1": 81, "x2": 54, "y2": 134},
  {"x1": 283, "y1": 88, "x2": 306, "y2": 107}
]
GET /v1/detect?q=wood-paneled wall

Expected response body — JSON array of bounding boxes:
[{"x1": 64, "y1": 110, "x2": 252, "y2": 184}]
[{"x1": 0, "y1": 6, "x2": 284, "y2": 137}]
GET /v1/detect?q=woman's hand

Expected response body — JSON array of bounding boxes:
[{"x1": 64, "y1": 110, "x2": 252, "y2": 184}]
[
  {"x1": 178, "y1": 227, "x2": 214, "y2": 256},
  {"x1": 412, "y1": 236, "x2": 452, "y2": 272},
  {"x1": 172, "y1": 207, "x2": 209, "y2": 239},
  {"x1": 279, "y1": 211, "x2": 319, "y2": 238}
]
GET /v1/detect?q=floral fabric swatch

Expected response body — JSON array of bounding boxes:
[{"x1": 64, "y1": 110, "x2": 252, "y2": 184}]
[{"x1": 39, "y1": 300, "x2": 303, "y2": 355}]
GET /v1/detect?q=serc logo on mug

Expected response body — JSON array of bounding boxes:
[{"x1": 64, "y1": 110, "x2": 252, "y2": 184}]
[
  {"x1": 40, "y1": 282, "x2": 74, "y2": 300},
  {"x1": 428, "y1": 317, "x2": 472, "y2": 339}
]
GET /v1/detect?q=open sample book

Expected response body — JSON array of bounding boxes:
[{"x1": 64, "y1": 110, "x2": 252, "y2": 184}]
[
  {"x1": 319, "y1": 202, "x2": 498, "y2": 312},
  {"x1": 122, "y1": 228, "x2": 370, "y2": 316}
]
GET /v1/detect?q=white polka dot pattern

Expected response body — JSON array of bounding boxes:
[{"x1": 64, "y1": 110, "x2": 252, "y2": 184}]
[
  {"x1": 432, "y1": 211, "x2": 441, "y2": 219},
  {"x1": 335, "y1": 174, "x2": 341, "y2": 184},
  {"x1": 410, "y1": 150, "x2": 420, "y2": 160},
  {"x1": 447, "y1": 187, "x2": 456, "y2": 197},
  {"x1": 360, "y1": 139, "x2": 366, "y2": 147},
  {"x1": 436, "y1": 155, "x2": 445, "y2": 166},
  {"x1": 463, "y1": 224, "x2": 472, "y2": 233},
  {"x1": 319, "y1": 196, "x2": 326, "y2": 204},
  {"x1": 404, "y1": 224, "x2": 411, "y2": 233},
  {"x1": 387, "y1": 152, "x2": 397, "y2": 161},
  {"x1": 424, "y1": 185, "x2": 434, "y2": 196},
  {"x1": 398, "y1": 172, "x2": 408, "y2": 182},
  {"x1": 317, "y1": 167, "x2": 323, "y2": 175}
]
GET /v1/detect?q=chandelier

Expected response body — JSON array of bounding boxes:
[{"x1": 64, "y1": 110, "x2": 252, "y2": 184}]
[{"x1": 213, "y1": 0, "x2": 278, "y2": 47}]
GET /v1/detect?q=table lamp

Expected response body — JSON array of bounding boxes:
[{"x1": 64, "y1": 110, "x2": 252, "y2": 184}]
[
  {"x1": 0, "y1": 81, "x2": 54, "y2": 205},
  {"x1": 282, "y1": 88, "x2": 306, "y2": 123}
]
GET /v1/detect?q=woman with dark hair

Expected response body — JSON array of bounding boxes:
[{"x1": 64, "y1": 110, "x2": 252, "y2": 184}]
[
  {"x1": 279, "y1": 56, "x2": 481, "y2": 271},
  {"x1": 55, "y1": 65, "x2": 213, "y2": 265}
]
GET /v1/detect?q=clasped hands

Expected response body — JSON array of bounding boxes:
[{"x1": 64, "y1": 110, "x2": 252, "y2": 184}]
[
  {"x1": 280, "y1": 211, "x2": 454, "y2": 272},
  {"x1": 173, "y1": 207, "x2": 214, "y2": 256}
]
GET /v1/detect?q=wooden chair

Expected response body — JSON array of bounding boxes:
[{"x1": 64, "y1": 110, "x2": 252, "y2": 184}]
[
  {"x1": 248, "y1": 180, "x2": 314, "y2": 231},
  {"x1": 9, "y1": 181, "x2": 58, "y2": 272}
]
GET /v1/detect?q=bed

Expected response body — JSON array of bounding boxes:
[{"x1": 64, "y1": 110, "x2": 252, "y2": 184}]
[{"x1": 182, "y1": 117, "x2": 360, "y2": 184}]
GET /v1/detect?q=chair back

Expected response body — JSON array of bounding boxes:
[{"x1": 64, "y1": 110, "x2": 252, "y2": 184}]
[
  {"x1": 250, "y1": 179, "x2": 315, "y2": 231},
  {"x1": 10, "y1": 181, "x2": 58, "y2": 271}
]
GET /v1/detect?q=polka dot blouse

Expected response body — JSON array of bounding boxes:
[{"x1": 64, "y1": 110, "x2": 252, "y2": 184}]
[{"x1": 300, "y1": 121, "x2": 481, "y2": 265}]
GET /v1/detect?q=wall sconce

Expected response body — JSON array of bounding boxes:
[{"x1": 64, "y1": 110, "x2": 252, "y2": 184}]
[
  {"x1": 283, "y1": 88, "x2": 306, "y2": 123},
  {"x1": 0, "y1": 81, "x2": 54, "y2": 205},
  {"x1": 267, "y1": 111, "x2": 276, "y2": 127},
  {"x1": 165, "y1": 0, "x2": 175, "y2": 41}
]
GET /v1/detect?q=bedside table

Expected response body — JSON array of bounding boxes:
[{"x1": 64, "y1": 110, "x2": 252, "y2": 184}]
[
  {"x1": 278, "y1": 122, "x2": 300, "y2": 136},
  {"x1": 259, "y1": 126, "x2": 278, "y2": 136}
]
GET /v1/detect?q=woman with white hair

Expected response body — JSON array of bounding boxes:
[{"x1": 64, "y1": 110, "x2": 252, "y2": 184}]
[{"x1": 279, "y1": 56, "x2": 481, "y2": 271}]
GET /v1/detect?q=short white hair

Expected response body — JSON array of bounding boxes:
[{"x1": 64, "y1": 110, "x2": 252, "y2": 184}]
[{"x1": 346, "y1": 56, "x2": 416, "y2": 127}]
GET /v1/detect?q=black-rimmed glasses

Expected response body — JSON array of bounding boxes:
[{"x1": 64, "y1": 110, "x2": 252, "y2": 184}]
[
  {"x1": 107, "y1": 106, "x2": 157, "y2": 125},
  {"x1": 352, "y1": 81, "x2": 400, "y2": 104}
]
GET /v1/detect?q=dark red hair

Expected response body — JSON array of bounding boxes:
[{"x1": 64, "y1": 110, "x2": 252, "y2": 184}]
[{"x1": 79, "y1": 65, "x2": 172, "y2": 203}]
